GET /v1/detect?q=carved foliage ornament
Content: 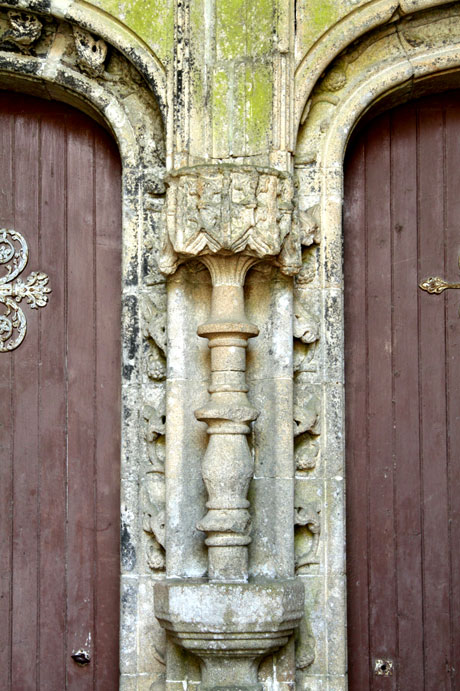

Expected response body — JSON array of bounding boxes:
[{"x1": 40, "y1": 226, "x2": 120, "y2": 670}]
[
  {"x1": 0, "y1": 229, "x2": 50, "y2": 352},
  {"x1": 4, "y1": 10, "x2": 42, "y2": 52},
  {"x1": 295, "y1": 500, "x2": 321, "y2": 570},
  {"x1": 160, "y1": 165, "x2": 306, "y2": 275},
  {"x1": 72, "y1": 26, "x2": 108, "y2": 77}
]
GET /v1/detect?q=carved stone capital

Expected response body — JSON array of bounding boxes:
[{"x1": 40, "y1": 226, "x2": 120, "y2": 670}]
[{"x1": 159, "y1": 164, "x2": 300, "y2": 274}]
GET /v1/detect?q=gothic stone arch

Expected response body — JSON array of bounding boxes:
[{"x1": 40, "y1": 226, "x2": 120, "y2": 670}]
[
  {"x1": 294, "y1": 3, "x2": 460, "y2": 686},
  {"x1": 0, "y1": 4, "x2": 168, "y2": 686}
]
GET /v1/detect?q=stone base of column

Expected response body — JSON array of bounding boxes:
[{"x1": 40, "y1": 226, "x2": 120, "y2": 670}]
[{"x1": 155, "y1": 579, "x2": 304, "y2": 690}]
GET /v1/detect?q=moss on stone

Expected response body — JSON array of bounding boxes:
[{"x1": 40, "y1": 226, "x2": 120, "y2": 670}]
[
  {"x1": 216, "y1": 0, "x2": 274, "y2": 61},
  {"x1": 246, "y1": 62, "x2": 272, "y2": 152},
  {"x1": 212, "y1": 68, "x2": 231, "y2": 157},
  {"x1": 88, "y1": 0, "x2": 174, "y2": 63},
  {"x1": 310, "y1": 0, "x2": 337, "y2": 32}
]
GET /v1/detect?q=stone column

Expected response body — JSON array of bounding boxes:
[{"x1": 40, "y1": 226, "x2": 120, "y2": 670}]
[
  {"x1": 195, "y1": 254, "x2": 259, "y2": 582},
  {"x1": 155, "y1": 165, "x2": 304, "y2": 690}
]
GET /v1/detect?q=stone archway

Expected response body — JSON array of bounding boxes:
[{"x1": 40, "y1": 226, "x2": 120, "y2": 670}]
[
  {"x1": 295, "y1": 4, "x2": 460, "y2": 687},
  {"x1": 0, "y1": 5, "x2": 167, "y2": 687}
]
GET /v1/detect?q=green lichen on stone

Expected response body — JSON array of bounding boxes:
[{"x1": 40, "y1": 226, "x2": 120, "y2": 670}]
[
  {"x1": 310, "y1": 0, "x2": 337, "y2": 32},
  {"x1": 88, "y1": 0, "x2": 174, "y2": 63},
  {"x1": 216, "y1": 0, "x2": 274, "y2": 60},
  {"x1": 189, "y1": 0, "x2": 207, "y2": 109},
  {"x1": 294, "y1": 0, "x2": 344, "y2": 65},
  {"x1": 245, "y1": 62, "x2": 273, "y2": 153},
  {"x1": 212, "y1": 68, "x2": 231, "y2": 157}
]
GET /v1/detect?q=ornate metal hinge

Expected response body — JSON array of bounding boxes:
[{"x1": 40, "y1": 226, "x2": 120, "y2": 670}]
[
  {"x1": 0, "y1": 228, "x2": 51, "y2": 352},
  {"x1": 419, "y1": 276, "x2": 460, "y2": 294},
  {"x1": 420, "y1": 256, "x2": 460, "y2": 294}
]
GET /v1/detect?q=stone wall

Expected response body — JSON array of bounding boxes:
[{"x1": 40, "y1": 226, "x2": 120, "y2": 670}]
[{"x1": 2, "y1": 0, "x2": 459, "y2": 688}]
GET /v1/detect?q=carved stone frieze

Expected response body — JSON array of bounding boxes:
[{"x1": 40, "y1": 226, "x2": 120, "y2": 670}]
[
  {"x1": 159, "y1": 165, "x2": 300, "y2": 275},
  {"x1": 141, "y1": 289, "x2": 167, "y2": 571},
  {"x1": 0, "y1": 229, "x2": 51, "y2": 352},
  {"x1": 293, "y1": 264, "x2": 322, "y2": 472},
  {"x1": 142, "y1": 294, "x2": 167, "y2": 381},
  {"x1": 294, "y1": 395, "x2": 321, "y2": 472},
  {"x1": 294, "y1": 500, "x2": 321, "y2": 570},
  {"x1": 142, "y1": 480, "x2": 166, "y2": 571},
  {"x1": 294, "y1": 203, "x2": 321, "y2": 248},
  {"x1": 143, "y1": 403, "x2": 166, "y2": 472},
  {"x1": 295, "y1": 613, "x2": 316, "y2": 670},
  {"x1": 293, "y1": 294, "x2": 320, "y2": 346}
]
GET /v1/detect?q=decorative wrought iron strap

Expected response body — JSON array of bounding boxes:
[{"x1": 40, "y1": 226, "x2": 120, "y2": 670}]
[
  {"x1": 419, "y1": 276, "x2": 460, "y2": 294},
  {"x1": 0, "y1": 228, "x2": 51, "y2": 352}
]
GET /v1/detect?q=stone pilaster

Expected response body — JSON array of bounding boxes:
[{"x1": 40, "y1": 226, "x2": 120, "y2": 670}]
[{"x1": 155, "y1": 163, "x2": 304, "y2": 689}]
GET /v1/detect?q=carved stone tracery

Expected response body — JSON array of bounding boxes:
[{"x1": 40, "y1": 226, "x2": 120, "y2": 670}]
[{"x1": 295, "y1": 501, "x2": 321, "y2": 570}]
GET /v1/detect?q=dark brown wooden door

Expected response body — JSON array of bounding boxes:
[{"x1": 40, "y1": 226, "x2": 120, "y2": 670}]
[
  {"x1": 0, "y1": 93, "x2": 121, "y2": 689},
  {"x1": 344, "y1": 92, "x2": 460, "y2": 690}
]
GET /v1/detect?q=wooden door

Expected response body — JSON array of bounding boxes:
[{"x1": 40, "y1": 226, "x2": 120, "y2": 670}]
[
  {"x1": 344, "y1": 92, "x2": 460, "y2": 690},
  {"x1": 0, "y1": 93, "x2": 122, "y2": 689}
]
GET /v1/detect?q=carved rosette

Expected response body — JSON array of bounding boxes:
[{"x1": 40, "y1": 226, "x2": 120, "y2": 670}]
[{"x1": 159, "y1": 165, "x2": 299, "y2": 275}]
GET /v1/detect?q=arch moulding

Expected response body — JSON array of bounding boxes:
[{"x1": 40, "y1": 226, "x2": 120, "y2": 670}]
[
  {"x1": 293, "y1": 3, "x2": 460, "y2": 686},
  {"x1": 0, "y1": 3, "x2": 169, "y2": 687}
]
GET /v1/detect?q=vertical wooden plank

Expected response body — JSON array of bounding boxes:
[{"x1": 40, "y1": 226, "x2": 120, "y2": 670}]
[
  {"x1": 417, "y1": 105, "x2": 450, "y2": 690},
  {"x1": 1, "y1": 92, "x2": 121, "y2": 689},
  {"x1": 10, "y1": 107, "x2": 40, "y2": 690},
  {"x1": 344, "y1": 139, "x2": 370, "y2": 690},
  {"x1": 390, "y1": 105, "x2": 425, "y2": 690},
  {"x1": 37, "y1": 106, "x2": 67, "y2": 689},
  {"x1": 365, "y1": 116, "x2": 397, "y2": 691},
  {"x1": 65, "y1": 114, "x2": 97, "y2": 690},
  {"x1": 0, "y1": 106, "x2": 14, "y2": 690},
  {"x1": 444, "y1": 103, "x2": 460, "y2": 688},
  {"x1": 94, "y1": 131, "x2": 121, "y2": 689},
  {"x1": 346, "y1": 92, "x2": 460, "y2": 691}
]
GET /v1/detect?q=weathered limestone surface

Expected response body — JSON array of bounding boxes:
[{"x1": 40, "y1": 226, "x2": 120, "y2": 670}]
[{"x1": 3, "y1": 0, "x2": 460, "y2": 688}]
